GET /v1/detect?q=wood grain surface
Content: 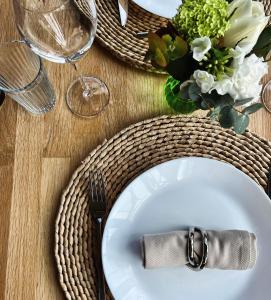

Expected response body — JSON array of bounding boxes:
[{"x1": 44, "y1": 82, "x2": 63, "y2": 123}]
[{"x1": 0, "y1": 1, "x2": 271, "y2": 299}]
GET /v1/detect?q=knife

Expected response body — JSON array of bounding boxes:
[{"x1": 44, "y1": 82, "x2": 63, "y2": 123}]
[
  {"x1": 0, "y1": 91, "x2": 5, "y2": 107},
  {"x1": 118, "y1": 0, "x2": 129, "y2": 27}
]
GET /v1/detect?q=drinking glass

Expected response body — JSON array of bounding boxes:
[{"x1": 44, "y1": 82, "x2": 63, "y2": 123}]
[
  {"x1": 13, "y1": 0, "x2": 109, "y2": 118},
  {"x1": 262, "y1": 80, "x2": 271, "y2": 113},
  {"x1": 0, "y1": 41, "x2": 55, "y2": 114}
]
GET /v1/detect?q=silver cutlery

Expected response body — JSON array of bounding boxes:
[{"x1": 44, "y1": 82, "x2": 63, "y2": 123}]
[
  {"x1": 118, "y1": 0, "x2": 129, "y2": 27},
  {"x1": 0, "y1": 91, "x2": 5, "y2": 106},
  {"x1": 89, "y1": 171, "x2": 107, "y2": 300},
  {"x1": 135, "y1": 31, "x2": 149, "y2": 38}
]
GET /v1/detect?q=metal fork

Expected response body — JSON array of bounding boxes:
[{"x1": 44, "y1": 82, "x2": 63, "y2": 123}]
[{"x1": 89, "y1": 171, "x2": 107, "y2": 300}]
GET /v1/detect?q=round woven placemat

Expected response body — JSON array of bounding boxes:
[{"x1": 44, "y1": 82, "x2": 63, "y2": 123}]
[
  {"x1": 94, "y1": 0, "x2": 271, "y2": 72},
  {"x1": 55, "y1": 115, "x2": 271, "y2": 300}
]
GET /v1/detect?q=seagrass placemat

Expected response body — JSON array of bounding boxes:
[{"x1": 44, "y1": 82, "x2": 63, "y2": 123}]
[
  {"x1": 93, "y1": 0, "x2": 271, "y2": 72},
  {"x1": 55, "y1": 115, "x2": 271, "y2": 300},
  {"x1": 95, "y1": 0, "x2": 166, "y2": 72}
]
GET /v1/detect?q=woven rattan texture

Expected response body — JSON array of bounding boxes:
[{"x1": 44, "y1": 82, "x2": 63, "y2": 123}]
[
  {"x1": 55, "y1": 116, "x2": 271, "y2": 300},
  {"x1": 94, "y1": 0, "x2": 271, "y2": 72}
]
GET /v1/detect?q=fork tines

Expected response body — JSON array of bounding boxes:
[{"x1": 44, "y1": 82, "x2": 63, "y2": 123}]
[{"x1": 89, "y1": 170, "x2": 106, "y2": 220}]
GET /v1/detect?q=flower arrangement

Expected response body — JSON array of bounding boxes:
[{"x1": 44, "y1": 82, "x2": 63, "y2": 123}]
[{"x1": 145, "y1": 0, "x2": 270, "y2": 133}]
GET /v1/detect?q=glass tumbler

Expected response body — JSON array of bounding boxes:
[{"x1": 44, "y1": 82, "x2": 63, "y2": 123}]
[
  {"x1": 262, "y1": 80, "x2": 271, "y2": 113},
  {"x1": 13, "y1": 0, "x2": 109, "y2": 118},
  {"x1": 0, "y1": 41, "x2": 56, "y2": 115}
]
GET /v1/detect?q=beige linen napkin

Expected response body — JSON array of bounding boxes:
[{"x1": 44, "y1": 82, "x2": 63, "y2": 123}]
[{"x1": 142, "y1": 230, "x2": 257, "y2": 270}]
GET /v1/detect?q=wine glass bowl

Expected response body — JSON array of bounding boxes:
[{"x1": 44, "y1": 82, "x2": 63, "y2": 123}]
[
  {"x1": 13, "y1": 0, "x2": 97, "y2": 63},
  {"x1": 13, "y1": 0, "x2": 109, "y2": 118}
]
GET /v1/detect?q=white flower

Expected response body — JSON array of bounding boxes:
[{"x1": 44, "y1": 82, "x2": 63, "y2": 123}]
[
  {"x1": 193, "y1": 70, "x2": 214, "y2": 93},
  {"x1": 224, "y1": 0, "x2": 269, "y2": 54},
  {"x1": 230, "y1": 45, "x2": 246, "y2": 67},
  {"x1": 229, "y1": 54, "x2": 268, "y2": 101},
  {"x1": 191, "y1": 37, "x2": 212, "y2": 61},
  {"x1": 209, "y1": 54, "x2": 267, "y2": 103},
  {"x1": 212, "y1": 76, "x2": 234, "y2": 96}
]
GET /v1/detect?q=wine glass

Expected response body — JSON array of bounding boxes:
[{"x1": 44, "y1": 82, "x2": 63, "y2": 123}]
[
  {"x1": 13, "y1": 0, "x2": 109, "y2": 118},
  {"x1": 262, "y1": 80, "x2": 271, "y2": 113}
]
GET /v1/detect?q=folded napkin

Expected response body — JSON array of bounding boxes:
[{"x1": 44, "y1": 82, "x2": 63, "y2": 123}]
[{"x1": 142, "y1": 230, "x2": 257, "y2": 270}]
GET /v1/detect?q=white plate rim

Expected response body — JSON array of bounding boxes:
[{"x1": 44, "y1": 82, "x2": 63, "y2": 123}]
[
  {"x1": 132, "y1": 0, "x2": 180, "y2": 18},
  {"x1": 102, "y1": 157, "x2": 271, "y2": 299}
]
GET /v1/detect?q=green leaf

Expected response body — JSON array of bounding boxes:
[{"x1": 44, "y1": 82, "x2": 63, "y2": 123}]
[
  {"x1": 200, "y1": 99, "x2": 211, "y2": 110},
  {"x1": 252, "y1": 26, "x2": 271, "y2": 59},
  {"x1": 166, "y1": 52, "x2": 197, "y2": 82},
  {"x1": 219, "y1": 106, "x2": 236, "y2": 128},
  {"x1": 217, "y1": 94, "x2": 235, "y2": 108},
  {"x1": 171, "y1": 36, "x2": 188, "y2": 60},
  {"x1": 148, "y1": 33, "x2": 167, "y2": 54},
  {"x1": 162, "y1": 34, "x2": 173, "y2": 47},
  {"x1": 234, "y1": 98, "x2": 254, "y2": 107},
  {"x1": 147, "y1": 33, "x2": 169, "y2": 66},
  {"x1": 154, "y1": 48, "x2": 168, "y2": 67},
  {"x1": 208, "y1": 107, "x2": 221, "y2": 121},
  {"x1": 164, "y1": 77, "x2": 198, "y2": 114},
  {"x1": 179, "y1": 83, "x2": 190, "y2": 99},
  {"x1": 201, "y1": 93, "x2": 217, "y2": 108},
  {"x1": 201, "y1": 92, "x2": 234, "y2": 109},
  {"x1": 242, "y1": 103, "x2": 263, "y2": 115},
  {"x1": 212, "y1": 48, "x2": 225, "y2": 60},
  {"x1": 188, "y1": 82, "x2": 201, "y2": 101},
  {"x1": 233, "y1": 113, "x2": 249, "y2": 134}
]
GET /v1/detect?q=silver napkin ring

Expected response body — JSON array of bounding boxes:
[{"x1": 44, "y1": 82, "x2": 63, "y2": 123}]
[{"x1": 187, "y1": 227, "x2": 208, "y2": 271}]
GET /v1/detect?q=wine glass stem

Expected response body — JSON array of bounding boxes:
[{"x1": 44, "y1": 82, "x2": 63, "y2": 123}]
[{"x1": 70, "y1": 62, "x2": 93, "y2": 98}]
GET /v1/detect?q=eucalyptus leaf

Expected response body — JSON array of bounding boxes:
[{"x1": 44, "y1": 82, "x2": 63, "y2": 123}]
[
  {"x1": 200, "y1": 99, "x2": 210, "y2": 110},
  {"x1": 217, "y1": 94, "x2": 235, "y2": 108},
  {"x1": 208, "y1": 107, "x2": 221, "y2": 121},
  {"x1": 188, "y1": 82, "x2": 201, "y2": 101},
  {"x1": 242, "y1": 103, "x2": 263, "y2": 115},
  {"x1": 234, "y1": 98, "x2": 254, "y2": 107},
  {"x1": 201, "y1": 93, "x2": 217, "y2": 107},
  {"x1": 219, "y1": 106, "x2": 236, "y2": 128},
  {"x1": 201, "y1": 92, "x2": 234, "y2": 109},
  {"x1": 233, "y1": 113, "x2": 249, "y2": 134},
  {"x1": 179, "y1": 83, "x2": 190, "y2": 99}
]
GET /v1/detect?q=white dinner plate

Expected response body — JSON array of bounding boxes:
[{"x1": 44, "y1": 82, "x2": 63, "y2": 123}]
[
  {"x1": 102, "y1": 157, "x2": 271, "y2": 300},
  {"x1": 132, "y1": 0, "x2": 181, "y2": 18}
]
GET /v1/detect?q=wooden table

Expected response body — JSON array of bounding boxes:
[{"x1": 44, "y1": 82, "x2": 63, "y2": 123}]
[{"x1": 1, "y1": 1, "x2": 271, "y2": 299}]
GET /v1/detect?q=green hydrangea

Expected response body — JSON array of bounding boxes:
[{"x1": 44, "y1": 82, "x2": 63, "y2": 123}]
[{"x1": 173, "y1": 0, "x2": 230, "y2": 42}]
